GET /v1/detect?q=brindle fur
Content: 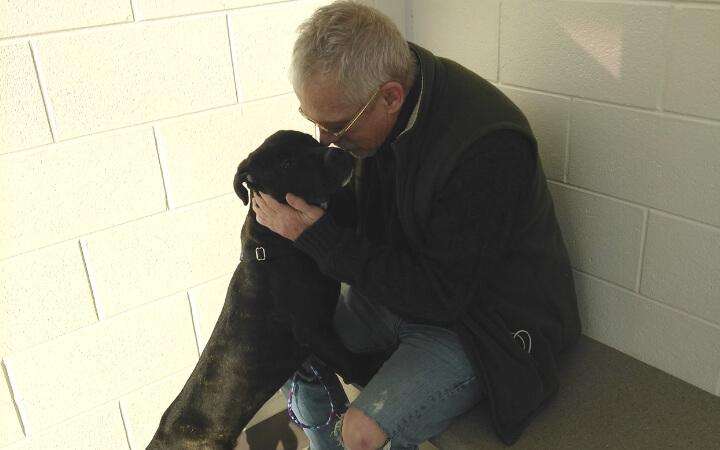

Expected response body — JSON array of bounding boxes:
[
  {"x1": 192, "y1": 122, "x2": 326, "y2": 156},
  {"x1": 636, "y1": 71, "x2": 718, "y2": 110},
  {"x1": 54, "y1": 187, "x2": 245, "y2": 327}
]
[{"x1": 147, "y1": 131, "x2": 380, "y2": 449}]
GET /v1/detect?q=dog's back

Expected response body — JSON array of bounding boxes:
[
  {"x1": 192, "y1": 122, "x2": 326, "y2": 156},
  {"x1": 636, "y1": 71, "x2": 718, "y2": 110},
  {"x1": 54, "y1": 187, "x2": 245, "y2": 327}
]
[{"x1": 147, "y1": 131, "x2": 362, "y2": 449}]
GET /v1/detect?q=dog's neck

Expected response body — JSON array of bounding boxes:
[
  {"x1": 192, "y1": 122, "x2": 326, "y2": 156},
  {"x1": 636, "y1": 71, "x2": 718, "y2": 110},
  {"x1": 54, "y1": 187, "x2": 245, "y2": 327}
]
[
  {"x1": 241, "y1": 205, "x2": 298, "y2": 262},
  {"x1": 240, "y1": 191, "x2": 328, "y2": 262}
]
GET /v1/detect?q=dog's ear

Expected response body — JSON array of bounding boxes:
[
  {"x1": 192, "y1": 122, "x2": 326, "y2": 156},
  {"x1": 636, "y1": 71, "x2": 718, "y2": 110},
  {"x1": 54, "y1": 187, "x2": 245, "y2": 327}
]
[{"x1": 234, "y1": 159, "x2": 250, "y2": 205}]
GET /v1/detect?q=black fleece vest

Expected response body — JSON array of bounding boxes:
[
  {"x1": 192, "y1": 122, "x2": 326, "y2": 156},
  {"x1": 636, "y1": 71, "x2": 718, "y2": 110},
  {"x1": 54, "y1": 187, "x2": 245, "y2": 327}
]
[{"x1": 393, "y1": 44, "x2": 581, "y2": 445}]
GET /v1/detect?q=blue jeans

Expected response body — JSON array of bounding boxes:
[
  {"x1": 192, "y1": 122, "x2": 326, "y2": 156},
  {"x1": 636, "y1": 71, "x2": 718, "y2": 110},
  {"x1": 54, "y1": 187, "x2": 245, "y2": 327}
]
[{"x1": 285, "y1": 284, "x2": 484, "y2": 449}]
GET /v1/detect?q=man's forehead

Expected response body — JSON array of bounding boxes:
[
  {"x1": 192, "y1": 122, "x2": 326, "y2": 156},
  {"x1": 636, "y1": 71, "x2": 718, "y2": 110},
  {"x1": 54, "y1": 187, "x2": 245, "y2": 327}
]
[{"x1": 298, "y1": 75, "x2": 353, "y2": 122}]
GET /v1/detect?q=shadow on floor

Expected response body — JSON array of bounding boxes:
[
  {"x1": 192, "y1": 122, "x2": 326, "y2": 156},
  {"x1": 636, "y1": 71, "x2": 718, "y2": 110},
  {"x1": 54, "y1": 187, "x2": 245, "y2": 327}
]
[{"x1": 235, "y1": 411, "x2": 309, "y2": 450}]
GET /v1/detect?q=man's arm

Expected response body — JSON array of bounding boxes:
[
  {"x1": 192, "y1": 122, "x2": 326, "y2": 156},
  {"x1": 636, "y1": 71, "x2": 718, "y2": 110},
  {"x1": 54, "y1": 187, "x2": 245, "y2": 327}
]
[{"x1": 261, "y1": 131, "x2": 535, "y2": 324}]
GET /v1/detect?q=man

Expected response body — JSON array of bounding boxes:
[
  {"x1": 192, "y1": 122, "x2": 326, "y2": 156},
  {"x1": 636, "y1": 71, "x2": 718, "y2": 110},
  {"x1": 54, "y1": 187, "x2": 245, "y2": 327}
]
[{"x1": 252, "y1": 2, "x2": 581, "y2": 449}]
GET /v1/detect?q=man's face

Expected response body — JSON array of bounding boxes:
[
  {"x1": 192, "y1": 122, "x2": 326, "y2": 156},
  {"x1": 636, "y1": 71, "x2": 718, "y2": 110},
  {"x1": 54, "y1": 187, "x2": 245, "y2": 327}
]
[{"x1": 296, "y1": 74, "x2": 396, "y2": 158}]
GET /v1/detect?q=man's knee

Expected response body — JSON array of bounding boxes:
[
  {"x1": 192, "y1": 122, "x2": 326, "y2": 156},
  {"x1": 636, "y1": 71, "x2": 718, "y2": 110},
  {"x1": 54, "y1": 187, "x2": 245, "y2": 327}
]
[{"x1": 341, "y1": 406, "x2": 387, "y2": 450}]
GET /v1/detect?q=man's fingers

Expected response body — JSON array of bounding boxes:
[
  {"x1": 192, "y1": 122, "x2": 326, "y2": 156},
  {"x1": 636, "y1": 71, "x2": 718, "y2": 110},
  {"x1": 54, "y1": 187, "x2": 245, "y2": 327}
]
[
  {"x1": 254, "y1": 192, "x2": 281, "y2": 215},
  {"x1": 254, "y1": 192, "x2": 268, "y2": 208},
  {"x1": 252, "y1": 191, "x2": 322, "y2": 240}
]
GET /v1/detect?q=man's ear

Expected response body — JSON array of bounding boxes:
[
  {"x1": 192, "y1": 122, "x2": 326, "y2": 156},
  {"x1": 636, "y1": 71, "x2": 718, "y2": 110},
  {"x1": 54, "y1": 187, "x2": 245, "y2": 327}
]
[{"x1": 380, "y1": 81, "x2": 405, "y2": 115}]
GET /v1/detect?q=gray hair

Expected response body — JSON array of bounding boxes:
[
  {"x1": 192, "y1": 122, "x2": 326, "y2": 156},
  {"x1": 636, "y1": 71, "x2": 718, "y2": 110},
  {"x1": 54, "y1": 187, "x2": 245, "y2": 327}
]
[{"x1": 291, "y1": 0, "x2": 417, "y2": 106}]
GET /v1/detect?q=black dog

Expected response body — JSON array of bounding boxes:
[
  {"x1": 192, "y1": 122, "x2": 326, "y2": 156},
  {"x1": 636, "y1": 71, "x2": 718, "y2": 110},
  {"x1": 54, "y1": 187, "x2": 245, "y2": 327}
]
[{"x1": 146, "y1": 130, "x2": 380, "y2": 450}]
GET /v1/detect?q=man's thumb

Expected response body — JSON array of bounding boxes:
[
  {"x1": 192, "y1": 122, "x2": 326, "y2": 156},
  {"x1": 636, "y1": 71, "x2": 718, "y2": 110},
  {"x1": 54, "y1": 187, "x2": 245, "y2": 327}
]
[
  {"x1": 286, "y1": 193, "x2": 309, "y2": 211},
  {"x1": 286, "y1": 193, "x2": 324, "y2": 222}
]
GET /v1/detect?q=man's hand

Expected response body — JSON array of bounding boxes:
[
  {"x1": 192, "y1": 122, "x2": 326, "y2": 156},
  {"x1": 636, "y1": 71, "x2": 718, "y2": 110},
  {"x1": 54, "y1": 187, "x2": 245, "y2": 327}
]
[{"x1": 252, "y1": 191, "x2": 324, "y2": 241}]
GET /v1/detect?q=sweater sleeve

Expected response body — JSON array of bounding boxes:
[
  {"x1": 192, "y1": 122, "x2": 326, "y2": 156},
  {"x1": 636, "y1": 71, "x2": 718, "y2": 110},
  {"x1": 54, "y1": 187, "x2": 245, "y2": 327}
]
[{"x1": 294, "y1": 130, "x2": 535, "y2": 325}]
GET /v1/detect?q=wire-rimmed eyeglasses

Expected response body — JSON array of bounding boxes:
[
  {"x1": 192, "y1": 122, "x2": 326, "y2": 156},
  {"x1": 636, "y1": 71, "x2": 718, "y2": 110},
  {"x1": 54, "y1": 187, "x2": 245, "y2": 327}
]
[{"x1": 298, "y1": 87, "x2": 381, "y2": 138}]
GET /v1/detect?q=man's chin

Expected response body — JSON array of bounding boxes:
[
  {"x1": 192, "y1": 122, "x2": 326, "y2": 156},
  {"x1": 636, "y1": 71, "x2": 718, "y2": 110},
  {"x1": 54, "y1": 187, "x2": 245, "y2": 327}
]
[
  {"x1": 332, "y1": 139, "x2": 378, "y2": 158},
  {"x1": 341, "y1": 145, "x2": 376, "y2": 159}
]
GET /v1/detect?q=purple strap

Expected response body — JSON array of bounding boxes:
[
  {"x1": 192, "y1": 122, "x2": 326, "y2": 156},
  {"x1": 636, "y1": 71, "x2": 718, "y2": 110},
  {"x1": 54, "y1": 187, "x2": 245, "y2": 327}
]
[{"x1": 287, "y1": 361, "x2": 336, "y2": 430}]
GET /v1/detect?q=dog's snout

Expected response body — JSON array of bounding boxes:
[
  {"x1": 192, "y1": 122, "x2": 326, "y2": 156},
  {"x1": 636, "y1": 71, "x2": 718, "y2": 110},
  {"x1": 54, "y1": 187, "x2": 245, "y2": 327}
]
[{"x1": 323, "y1": 149, "x2": 338, "y2": 166}]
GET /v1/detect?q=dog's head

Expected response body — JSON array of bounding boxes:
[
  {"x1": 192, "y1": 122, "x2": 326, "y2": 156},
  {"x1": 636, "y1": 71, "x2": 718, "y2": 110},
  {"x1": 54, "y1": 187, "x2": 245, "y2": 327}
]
[{"x1": 234, "y1": 130, "x2": 354, "y2": 206}]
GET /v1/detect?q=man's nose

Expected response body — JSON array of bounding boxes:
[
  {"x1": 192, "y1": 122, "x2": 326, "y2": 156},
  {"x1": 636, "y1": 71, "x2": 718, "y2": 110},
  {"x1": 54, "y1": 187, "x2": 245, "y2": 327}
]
[{"x1": 319, "y1": 129, "x2": 340, "y2": 146}]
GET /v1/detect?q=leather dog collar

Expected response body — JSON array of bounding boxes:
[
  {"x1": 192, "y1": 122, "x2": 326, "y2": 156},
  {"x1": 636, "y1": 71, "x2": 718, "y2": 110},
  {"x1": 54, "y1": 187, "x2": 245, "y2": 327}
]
[{"x1": 240, "y1": 245, "x2": 297, "y2": 262}]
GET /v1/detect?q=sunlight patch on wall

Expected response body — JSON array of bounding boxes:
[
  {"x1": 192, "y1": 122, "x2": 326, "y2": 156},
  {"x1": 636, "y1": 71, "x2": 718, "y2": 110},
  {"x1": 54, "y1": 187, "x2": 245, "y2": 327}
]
[{"x1": 557, "y1": 17, "x2": 623, "y2": 79}]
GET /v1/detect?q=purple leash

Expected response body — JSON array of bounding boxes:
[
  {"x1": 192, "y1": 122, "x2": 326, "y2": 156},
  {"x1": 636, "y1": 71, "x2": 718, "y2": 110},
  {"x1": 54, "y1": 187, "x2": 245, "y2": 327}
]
[{"x1": 287, "y1": 360, "x2": 336, "y2": 430}]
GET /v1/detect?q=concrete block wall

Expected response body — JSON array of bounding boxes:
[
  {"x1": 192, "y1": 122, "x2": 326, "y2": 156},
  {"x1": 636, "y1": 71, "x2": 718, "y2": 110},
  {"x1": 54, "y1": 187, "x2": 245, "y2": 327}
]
[
  {"x1": 380, "y1": 0, "x2": 720, "y2": 396},
  {"x1": 0, "y1": 1, "x2": 326, "y2": 448},
  {"x1": 2, "y1": 0, "x2": 719, "y2": 447}
]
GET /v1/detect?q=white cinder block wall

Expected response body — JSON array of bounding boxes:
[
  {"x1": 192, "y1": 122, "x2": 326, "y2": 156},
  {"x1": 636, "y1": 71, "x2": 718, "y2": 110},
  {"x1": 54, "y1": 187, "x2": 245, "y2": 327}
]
[
  {"x1": 2, "y1": 0, "x2": 719, "y2": 447},
  {"x1": 373, "y1": 0, "x2": 720, "y2": 397},
  {"x1": 0, "y1": 0, "x2": 327, "y2": 448}
]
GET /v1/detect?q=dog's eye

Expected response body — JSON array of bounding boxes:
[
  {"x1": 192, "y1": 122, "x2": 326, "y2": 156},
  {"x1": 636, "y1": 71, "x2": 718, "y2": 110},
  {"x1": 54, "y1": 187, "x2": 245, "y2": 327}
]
[{"x1": 280, "y1": 159, "x2": 294, "y2": 171}]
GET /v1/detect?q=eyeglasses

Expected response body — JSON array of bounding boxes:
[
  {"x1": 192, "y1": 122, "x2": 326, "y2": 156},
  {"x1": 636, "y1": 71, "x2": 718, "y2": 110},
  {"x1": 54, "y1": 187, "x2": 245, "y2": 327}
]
[{"x1": 298, "y1": 87, "x2": 381, "y2": 138}]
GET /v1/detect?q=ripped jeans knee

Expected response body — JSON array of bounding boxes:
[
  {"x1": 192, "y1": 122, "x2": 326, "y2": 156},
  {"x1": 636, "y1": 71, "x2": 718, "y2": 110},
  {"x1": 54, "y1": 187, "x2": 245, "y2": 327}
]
[
  {"x1": 336, "y1": 406, "x2": 394, "y2": 450},
  {"x1": 334, "y1": 413, "x2": 393, "y2": 450}
]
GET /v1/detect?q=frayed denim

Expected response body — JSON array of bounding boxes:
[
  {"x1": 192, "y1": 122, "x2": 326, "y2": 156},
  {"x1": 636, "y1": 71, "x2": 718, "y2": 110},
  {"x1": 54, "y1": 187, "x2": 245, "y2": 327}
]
[{"x1": 284, "y1": 285, "x2": 484, "y2": 450}]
